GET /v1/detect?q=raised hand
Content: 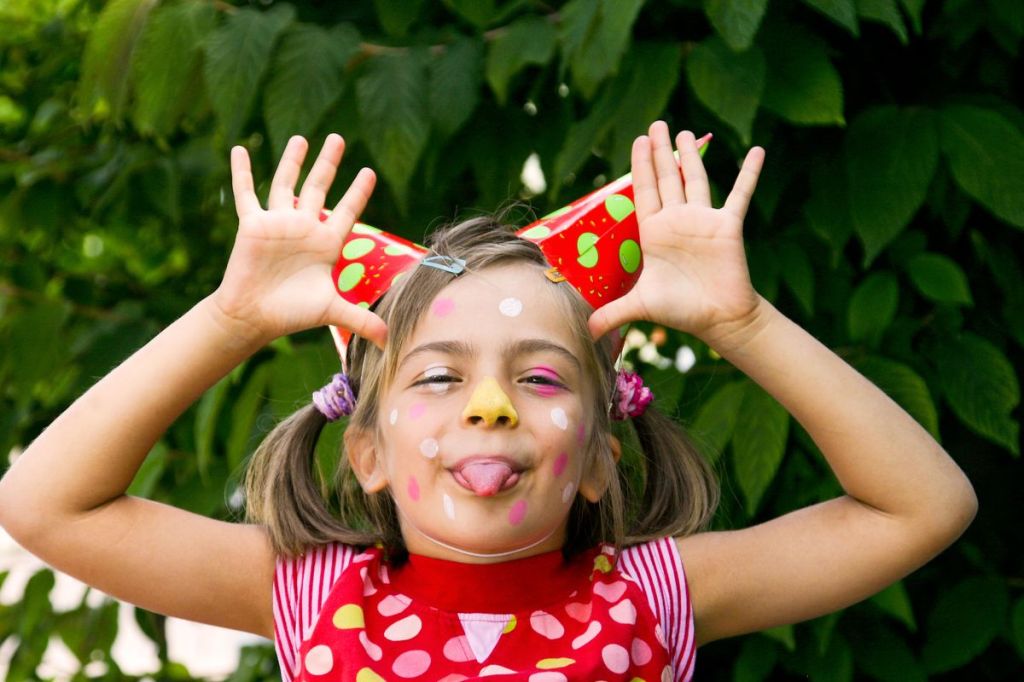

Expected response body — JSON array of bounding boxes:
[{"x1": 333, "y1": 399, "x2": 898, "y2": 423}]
[
  {"x1": 212, "y1": 134, "x2": 388, "y2": 349},
  {"x1": 588, "y1": 121, "x2": 765, "y2": 350}
]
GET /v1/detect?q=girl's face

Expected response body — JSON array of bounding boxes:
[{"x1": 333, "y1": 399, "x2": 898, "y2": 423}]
[{"x1": 355, "y1": 262, "x2": 606, "y2": 562}]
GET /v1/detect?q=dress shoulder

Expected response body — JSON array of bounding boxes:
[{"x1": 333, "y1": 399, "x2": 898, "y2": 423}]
[
  {"x1": 618, "y1": 537, "x2": 696, "y2": 682},
  {"x1": 273, "y1": 542, "x2": 361, "y2": 682}
]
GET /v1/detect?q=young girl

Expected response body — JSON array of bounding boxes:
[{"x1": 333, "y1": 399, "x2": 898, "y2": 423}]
[{"x1": 0, "y1": 122, "x2": 976, "y2": 682}]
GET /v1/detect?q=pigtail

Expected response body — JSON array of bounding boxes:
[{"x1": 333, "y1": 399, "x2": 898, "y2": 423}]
[
  {"x1": 625, "y1": 406, "x2": 719, "y2": 541},
  {"x1": 243, "y1": 403, "x2": 378, "y2": 557}
]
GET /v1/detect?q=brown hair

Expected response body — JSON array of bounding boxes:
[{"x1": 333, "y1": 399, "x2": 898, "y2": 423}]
[{"x1": 243, "y1": 215, "x2": 719, "y2": 560}]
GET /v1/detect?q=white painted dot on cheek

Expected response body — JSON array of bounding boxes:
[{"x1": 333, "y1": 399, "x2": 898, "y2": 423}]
[
  {"x1": 562, "y1": 482, "x2": 575, "y2": 504},
  {"x1": 443, "y1": 493, "x2": 455, "y2": 520},
  {"x1": 389, "y1": 409, "x2": 398, "y2": 425},
  {"x1": 499, "y1": 297, "x2": 523, "y2": 317},
  {"x1": 550, "y1": 407, "x2": 568, "y2": 430},
  {"x1": 419, "y1": 438, "x2": 439, "y2": 458}
]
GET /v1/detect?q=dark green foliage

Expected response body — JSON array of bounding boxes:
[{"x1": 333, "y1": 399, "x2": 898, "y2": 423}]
[{"x1": 1, "y1": 0, "x2": 1021, "y2": 678}]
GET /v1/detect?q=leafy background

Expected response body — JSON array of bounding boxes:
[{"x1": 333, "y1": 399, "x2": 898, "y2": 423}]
[{"x1": 1, "y1": 0, "x2": 1022, "y2": 679}]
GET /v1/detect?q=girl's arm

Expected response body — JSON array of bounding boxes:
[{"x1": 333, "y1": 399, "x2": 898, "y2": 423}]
[
  {"x1": 589, "y1": 121, "x2": 977, "y2": 645},
  {"x1": 0, "y1": 135, "x2": 385, "y2": 638}
]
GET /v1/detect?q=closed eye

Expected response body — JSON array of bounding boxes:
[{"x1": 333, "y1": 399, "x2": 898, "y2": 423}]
[{"x1": 523, "y1": 375, "x2": 565, "y2": 388}]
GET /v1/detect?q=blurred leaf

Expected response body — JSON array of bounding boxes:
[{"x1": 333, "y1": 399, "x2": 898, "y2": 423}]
[
  {"x1": 356, "y1": 51, "x2": 431, "y2": 213},
  {"x1": 732, "y1": 380, "x2": 790, "y2": 515},
  {"x1": 127, "y1": 440, "x2": 170, "y2": 498},
  {"x1": 846, "y1": 107, "x2": 939, "y2": 264},
  {"x1": 203, "y1": 3, "x2": 295, "y2": 142},
  {"x1": 373, "y1": 0, "x2": 425, "y2": 37},
  {"x1": 687, "y1": 36, "x2": 765, "y2": 144},
  {"x1": 705, "y1": 0, "x2": 769, "y2": 51},
  {"x1": 932, "y1": 333, "x2": 1020, "y2": 455},
  {"x1": 762, "y1": 624, "x2": 795, "y2": 651},
  {"x1": 939, "y1": 105, "x2": 1024, "y2": 228},
  {"x1": 2, "y1": 301, "x2": 70, "y2": 399},
  {"x1": 443, "y1": 0, "x2": 497, "y2": 28},
  {"x1": 870, "y1": 580, "x2": 918, "y2": 630},
  {"x1": 228, "y1": 363, "x2": 270, "y2": 473},
  {"x1": 263, "y1": 23, "x2": 360, "y2": 157},
  {"x1": 847, "y1": 272, "x2": 898, "y2": 348},
  {"x1": 195, "y1": 374, "x2": 232, "y2": 482},
  {"x1": 849, "y1": 620, "x2": 926, "y2": 682},
  {"x1": 857, "y1": 0, "x2": 908, "y2": 43},
  {"x1": 778, "y1": 242, "x2": 815, "y2": 315},
  {"x1": 761, "y1": 24, "x2": 845, "y2": 126},
  {"x1": 78, "y1": 0, "x2": 158, "y2": 121},
  {"x1": 55, "y1": 596, "x2": 119, "y2": 663},
  {"x1": 733, "y1": 633, "x2": 778, "y2": 681},
  {"x1": 690, "y1": 380, "x2": 746, "y2": 464},
  {"x1": 804, "y1": 155, "x2": 853, "y2": 263},
  {"x1": 17, "y1": 569, "x2": 55, "y2": 640},
  {"x1": 806, "y1": 630, "x2": 853, "y2": 682},
  {"x1": 429, "y1": 36, "x2": 484, "y2": 138},
  {"x1": 1012, "y1": 597, "x2": 1024, "y2": 660},
  {"x1": 486, "y1": 16, "x2": 556, "y2": 105},
  {"x1": 800, "y1": 0, "x2": 859, "y2": 34},
  {"x1": 559, "y1": 0, "x2": 645, "y2": 99},
  {"x1": 130, "y1": 1, "x2": 216, "y2": 136},
  {"x1": 906, "y1": 253, "x2": 973, "y2": 305},
  {"x1": 922, "y1": 576, "x2": 1007, "y2": 672},
  {"x1": 900, "y1": 0, "x2": 925, "y2": 33},
  {"x1": 854, "y1": 356, "x2": 940, "y2": 439},
  {"x1": 269, "y1": 344, "x2": 337, "y2": 419}
]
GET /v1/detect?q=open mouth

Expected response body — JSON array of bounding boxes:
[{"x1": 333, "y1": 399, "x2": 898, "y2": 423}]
[{"x1": 450, "y1": 457, "x2": 524, "y2": 497}]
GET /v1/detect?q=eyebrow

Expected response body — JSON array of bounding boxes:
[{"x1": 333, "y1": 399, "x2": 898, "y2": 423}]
[{"x1": 398, "y1": 338, "x2": 582, "y2": 373}]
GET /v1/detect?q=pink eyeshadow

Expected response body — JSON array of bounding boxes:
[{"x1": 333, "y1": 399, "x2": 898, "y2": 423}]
[
  {"x1": 432, "y1": 298, "x2": 455, "y2": 317},
  {"x1": 553, "y1": 452, "x2": 569, "y2": 477},
  {"x1": 532, "y1": 366, "x2": 562, "y2": 397},
  {"x1": 508, "y1": 499, "x2": 527, "y2": 526},
  {"x1": 407, "y1": 476, "x2": 420, "y2": 501}
]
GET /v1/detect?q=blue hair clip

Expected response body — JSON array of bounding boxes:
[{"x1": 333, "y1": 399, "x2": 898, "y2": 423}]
[{"x1": 419, "y1": 255, "x2": 467, "y2": 275}]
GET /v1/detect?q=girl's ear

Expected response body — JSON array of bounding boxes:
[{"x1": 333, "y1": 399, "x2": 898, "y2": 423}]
[
  {"x1": 345, "y1": 427, "x2": 388, "y2": 493},
  {"x1": 578, "y1": 433, "x2": 622, "y2": 502}
]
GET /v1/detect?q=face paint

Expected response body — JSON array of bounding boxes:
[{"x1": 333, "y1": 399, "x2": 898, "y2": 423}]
[
  {"x1": 553, "y1": 452, "x2": 568, "y2": 477},
  {"x1": 550, "y1": 407, "x2": 569, "y2": 430},
  {"x1": 389, "y1": 409, "x2": 398, "y2": 425},
  {"x1": 407, "y1": 476, "x2": 420, "y2": 501},
  {"x1": 409, "y1": 402, "x2": 426, "y2": 420},
  {"x1": 562, "y1": 482, "x2": 576, "y2": 504},
  {"x1": 508, "y1": 499, "x2": 527, "y2": 526},
  {"x1": 461, "y1": 377, "x2": 519, "y2": 427},
  {"x1": 423, "y1": 366, "x2": 450, "y2": 394},
  {"x1": 529, "y1": 365, "x2": 563, "y2": 398},
  {"x1": 498, "y1": 297, "x2": 523, "y2": 317},
  {"x1": 419, "y1": 438, "x2": 439, "y2": 458},
  {"x1": 576, "y1": 422, "x2": 586, "y2": 446},
  {"x1": 432, "y1": 297, "x2": 455, "y2": 317},
  {"x1": 443, "y1": 493, "x2": 455, "y2": 520}
]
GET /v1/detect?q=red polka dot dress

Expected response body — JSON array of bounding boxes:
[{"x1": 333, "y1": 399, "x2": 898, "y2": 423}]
[{"x1": 274, "y1": 538, "x2": 696, "y2": 681}]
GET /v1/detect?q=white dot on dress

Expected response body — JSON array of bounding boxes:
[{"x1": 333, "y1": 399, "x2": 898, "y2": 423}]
[{"x1": 304, "y1": 645, "x2": 334, "y2": 675}]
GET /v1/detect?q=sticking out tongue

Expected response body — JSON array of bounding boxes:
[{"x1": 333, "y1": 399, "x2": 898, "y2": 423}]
[{"x1": 453, "y1": 461, "x2": 520, "y2": 496}]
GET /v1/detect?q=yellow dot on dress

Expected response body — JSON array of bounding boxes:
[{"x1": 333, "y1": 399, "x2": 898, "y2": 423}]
[
  {"x1": 594, "y1": 555, "x2": 613, "y2": 573},
  {"x1": 333, "y1": 603, "x2": 365, "y2": 629},
  {"x1": 536, "y1": 657, "x2": 575, "y2": 669},
  {"x1": 355, "y1": 668, "x2": 386, "y2": 682},
  {"x1": 503, "y1": 615, "x2": 517, "y2": 633}
]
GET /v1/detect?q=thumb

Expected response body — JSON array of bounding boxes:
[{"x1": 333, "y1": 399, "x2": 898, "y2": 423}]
[
  {"x1": 588, "y1": 295, "x2": 641, "y2": 341},
  {"x1": 327, "y1": 298, "x2": 389, "y2": 350}
]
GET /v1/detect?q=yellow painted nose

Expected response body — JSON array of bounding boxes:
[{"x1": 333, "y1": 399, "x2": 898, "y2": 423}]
[{"x1": 462, "y1": 377, "x2": 519, "y2": 426}]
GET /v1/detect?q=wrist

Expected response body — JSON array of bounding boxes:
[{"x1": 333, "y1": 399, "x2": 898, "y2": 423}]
[
  {"x1": 699, "y1": 295, "x2": 775, "y2": 357},
  {"x1": 199, "y1": 295, "x2": 273, "y2": 356}
]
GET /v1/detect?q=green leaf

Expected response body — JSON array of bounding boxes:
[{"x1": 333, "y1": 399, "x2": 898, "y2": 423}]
[
  {"x1": 762, "y1": 624, "x2": 796, "y2": 651},
  {"x1": 485, "y1": 16, "x2": 556, "y2": 105},
  {"x1": 130, "y1": 1, "x2": 216, "y2": 136},
  {"x1": 939, "y1": 105, "x2": 1024, "y2": 228},
  {"x1": 900, "y1": 0, "x2": 925, "y2": 33},
  {"x1": 932, "y1": 333, "x2": 1020, "y2": 455},
  {"x1": 606, "y1": 42, "x2": 684, "y2": 176},
  {"x1": 2, "y1": 301, "x2": 70, "y2": 397},
  {"x1": 443, "y1": 0, "x2": 496, "y2": 28},
  {"x1": 857, "y1": 0, "x2": 908, "y2": 43},
  {"x1": 55, "y1": 597, "x2": 119, "y2": 663},
  {"x1": 227, "y1": 364, "x2": 270, "y2": 472},
  {"x1": 552, "y1": 77, "x2": 620, "y2": 190},
  {"x1": 687, "y1": 37, "x2": 765, "y2": 145},
  {"x1": 906, "y1": 253, "x2": 973, "y2": 305},
  {"x1": 18, "y1": 569, "x2": 55, "y2": 639},
  {"x1": 855, "y1": 356, "x2": 940, "y2": 439},
  {"x1": 263, "y1": 23, "x2": 360, "y2": 157},
  {"x1": 733, "y1": 634, "x2": 778, "y2": 682},
  {"x1": 778, "y1": 242, "x2": 815, "y2": 315},
  {"x1": 195, "y1": 374, "x2": 232, "y2": 482},
  {"x1": 78, "y1": 0, "x2": 158, "y2": 121},
  {"x1": 847, "y1": 272, "x2": 899, "y2": 348},
  {"x1": 127, "y1": 440, "x2": 169, "y2": 498},
  {"x1": 804, "y1": 155, "x2": 853, "y2": 263},
  {"x1": 922, "y1": 576, "x2": 1007, "y2": 672},
  {"x1": 761, "y1": 25, "x2": 845, "y2": 126},
  {"x1": 732, "y1": 380, "x2": 790, "y2": 515},
  {"x1": 429, "y1": 37, "x2": 484, "y2": 138},
  {"x1": 807, "y1": 630, "x2": 853, "y2": 682},
  {"x1": 870, "y1": 580, "x2": 918, "y2": 630},
  {"x1": 356, "y1": 51, "x2": 431, "y2": 213},
  {"x1": 846, "y1": 107, "x2": 939, "y2": 264},
  {"x1": 373, "y1": 0, "x2": 425, "y2": 37},
  {"x1": 849, "y1": 621, "x2": 926, "y2": 682},
  {"x1": 690, "y1": 380, "x2": 746, "y2": 464},
  {"x1": 705, "y1": 0, "x2": 769, "y2": 51},
  {"x1": 800, "y1": 0, "x2": 859, "y2": 34},
  {"x1": 203, "y1": 3, "x2": 295, "y2": 142},
  {"x1": 559, "y1": 0, "x2": 645, "y2": 99},
  {"x1": 268, "y1": 344, "x2": 337, "y2": 419}
]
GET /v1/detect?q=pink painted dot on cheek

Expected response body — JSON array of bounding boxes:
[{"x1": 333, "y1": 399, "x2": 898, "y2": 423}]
[
  {"x1": 508, "y1": 499, "x2": 527, "y2": 526},
  {"x1": 553, "y1": 452, "x2": 568, "y2": 477},
  {"x1": 409, "y1": 403, "x2": 426, "y2": 420},
  {"x1": 577, "y1": 422, "x2": 586, "y2": 446},
  {"x1": 432, "y1": 298, "x2": 456, "y2": 317},
  {"x1": 407, "y1": 476, "x2": 420, "y2": 502}
]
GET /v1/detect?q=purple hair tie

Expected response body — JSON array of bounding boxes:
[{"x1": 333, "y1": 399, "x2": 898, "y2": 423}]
[
  {"x1": 312, "y1": 372, "x2": 357, "y2": 421},
  {"x1": 610, "y1": 370, "x2": 654, "y2": 420}
]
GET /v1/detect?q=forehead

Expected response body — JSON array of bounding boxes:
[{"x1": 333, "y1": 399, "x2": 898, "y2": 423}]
[{"x1": 404, "y1": 261, "x2": 583, "y2": 357}]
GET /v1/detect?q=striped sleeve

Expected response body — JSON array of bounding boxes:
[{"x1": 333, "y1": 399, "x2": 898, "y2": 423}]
[
  {"x1": 273, "y1": 542, "x2": 357, "y2": 681},
  {"x1": 618, "y1": 537, "x2": 696, "y2": 682}
]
